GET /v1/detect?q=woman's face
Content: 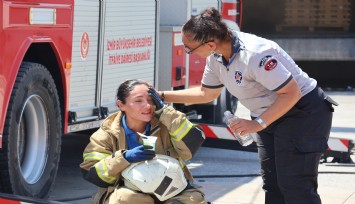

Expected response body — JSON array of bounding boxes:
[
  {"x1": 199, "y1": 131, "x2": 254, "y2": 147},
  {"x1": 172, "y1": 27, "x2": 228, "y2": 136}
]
[
  {"x1": 182, "y1": 33, "x2": 214, "y2": 58},
  {"x1": 118, "y1": 84, "x2": 154, "y2": 122}
]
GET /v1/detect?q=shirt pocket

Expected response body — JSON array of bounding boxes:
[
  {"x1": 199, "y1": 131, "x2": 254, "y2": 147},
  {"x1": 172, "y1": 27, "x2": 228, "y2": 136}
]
[{"x1": 324, "y1": 95, "x2": 338, "y2": 112}]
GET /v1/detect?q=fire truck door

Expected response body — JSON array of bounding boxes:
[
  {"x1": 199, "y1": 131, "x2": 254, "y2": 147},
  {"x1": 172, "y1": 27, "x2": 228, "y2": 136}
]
[
  {"x1": 100, "y1": 0, "x2": 157, "y2": 115},
  {"x1": 69, "y1": 0, "x2": 101, "y2": 123}
]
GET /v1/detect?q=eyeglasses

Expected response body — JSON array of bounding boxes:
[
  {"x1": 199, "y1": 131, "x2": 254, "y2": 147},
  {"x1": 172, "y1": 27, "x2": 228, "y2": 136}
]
[{"x1": 184, "y1": 40, "x2": 213, "y2": 54}]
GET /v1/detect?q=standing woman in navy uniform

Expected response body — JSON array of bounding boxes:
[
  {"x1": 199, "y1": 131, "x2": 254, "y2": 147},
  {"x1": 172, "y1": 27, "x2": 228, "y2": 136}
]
[{"x1": 158, "y1": 7, "x2": 338, "y2": 204}]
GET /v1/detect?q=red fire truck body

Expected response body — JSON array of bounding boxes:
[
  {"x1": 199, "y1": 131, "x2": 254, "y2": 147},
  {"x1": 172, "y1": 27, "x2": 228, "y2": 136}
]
[
  {"x1": 0, "y1": 0, "x2": 352, "y2": 201},
  {"x1": 0, "y1": 0, "x2": 74, "y2": 198},
  {"x1": 0, "y1": 0, "x2": 240, "y2": 198},
  {"x1": 0, "y1": 1, "x2": 73, "y2": 135}
]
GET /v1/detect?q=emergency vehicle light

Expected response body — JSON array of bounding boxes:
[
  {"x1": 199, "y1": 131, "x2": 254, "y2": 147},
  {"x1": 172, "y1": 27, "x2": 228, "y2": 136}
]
[
  {"x1": 65, "y1": 62, "x2": 72, "y2": 69},
  {"x1": 30, "y1": 8, "x2": 56, "y2": 25}
]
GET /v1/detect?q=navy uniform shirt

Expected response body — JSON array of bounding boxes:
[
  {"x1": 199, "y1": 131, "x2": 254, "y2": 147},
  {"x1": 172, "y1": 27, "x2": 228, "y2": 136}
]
[{"x1": 202, "y1": 31, "x2": 316, "y2": 117}]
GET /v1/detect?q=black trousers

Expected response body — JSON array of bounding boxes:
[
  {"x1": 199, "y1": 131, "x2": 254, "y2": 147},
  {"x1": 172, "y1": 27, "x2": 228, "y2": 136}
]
[{"x1": 256, "y1": 87, "x2": 336, "y2": 204}]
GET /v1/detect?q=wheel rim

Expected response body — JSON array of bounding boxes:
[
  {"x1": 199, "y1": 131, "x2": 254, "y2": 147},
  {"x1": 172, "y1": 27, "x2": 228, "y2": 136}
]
[{"x1": 18, "y1": 95, "x2": 48, "y2": 184}]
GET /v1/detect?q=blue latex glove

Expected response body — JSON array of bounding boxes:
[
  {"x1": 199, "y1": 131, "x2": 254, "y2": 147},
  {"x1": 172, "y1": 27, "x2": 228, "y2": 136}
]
[
  {"x1": 148, "y1": 87, "x2": 164, "y2": 110},
  {"x1": 123, "y1": 145, "x2": 155, "y2": 163},
  {"x1": 148, "y1": 87, "x2": 166, "y2": 117}
]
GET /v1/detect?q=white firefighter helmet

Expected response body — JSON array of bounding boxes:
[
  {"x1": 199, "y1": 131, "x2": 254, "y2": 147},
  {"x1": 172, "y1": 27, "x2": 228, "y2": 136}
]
[{"x1": 121, "y1": 154, "x2": 188, "y2": 201}]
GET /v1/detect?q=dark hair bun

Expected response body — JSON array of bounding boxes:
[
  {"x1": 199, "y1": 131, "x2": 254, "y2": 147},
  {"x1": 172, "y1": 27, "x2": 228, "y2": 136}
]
[{"x1": 201, "y1": 7, "x2": 221, "y2": 22}]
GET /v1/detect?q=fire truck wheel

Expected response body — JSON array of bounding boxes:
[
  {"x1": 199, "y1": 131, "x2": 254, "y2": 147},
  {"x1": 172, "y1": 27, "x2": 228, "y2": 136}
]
[
  {"x1": 0, "y1": 62, "x2": 62, "y2": 198},
  {"x1": 215, "y1": 88, "x2": 238, "y2": 124}
]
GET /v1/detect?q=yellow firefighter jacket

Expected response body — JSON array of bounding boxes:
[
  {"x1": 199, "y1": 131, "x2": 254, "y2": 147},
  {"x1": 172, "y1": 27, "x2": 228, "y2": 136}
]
[{"x1": 80, "y1": 106, "x2": 205, "y2": 202}]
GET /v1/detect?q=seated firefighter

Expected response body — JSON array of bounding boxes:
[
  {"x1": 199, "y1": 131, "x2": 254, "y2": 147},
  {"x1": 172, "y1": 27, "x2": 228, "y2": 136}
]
[{"x1": 80, "y1": 79, "x2": 207, "y2": 204}]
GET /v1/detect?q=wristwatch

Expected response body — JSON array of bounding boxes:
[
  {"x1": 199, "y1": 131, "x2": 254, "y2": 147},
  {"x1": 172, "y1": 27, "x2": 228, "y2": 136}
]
[{"x1": 255, "y1": 117, "x2": 267, "y2": 129}]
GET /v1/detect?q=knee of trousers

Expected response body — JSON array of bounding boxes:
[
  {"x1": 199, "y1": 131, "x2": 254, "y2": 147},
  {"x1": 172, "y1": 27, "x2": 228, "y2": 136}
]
[
  {"x1": 107, "y1": 187, "x2": 154, "y2": 204},
  {"x1": 277, "y1": 172, "x2": 319, "y2": 194},
  {"x1": 168, "y1": 188, "x2": 206, "y2": 204}
]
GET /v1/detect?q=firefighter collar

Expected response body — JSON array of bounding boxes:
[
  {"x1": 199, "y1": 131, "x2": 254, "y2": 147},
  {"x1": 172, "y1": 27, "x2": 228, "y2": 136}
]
[
  {"x1": 121, "y1": 114, "x2": 151, "y2": 149},
  {"x1": 213, "y1": 31, "x2": 244, "y2": 67}
]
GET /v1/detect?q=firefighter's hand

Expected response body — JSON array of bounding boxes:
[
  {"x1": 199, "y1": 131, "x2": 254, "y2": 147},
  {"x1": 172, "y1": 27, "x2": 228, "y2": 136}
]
[
  {"x1": 123, "y1": 145, "x2": 156, "y2": 163},
  {"x1": 148, "y1": 87, "x2": 166, "y2": 117},
  {"x1": 229, "y1": 118, "x2": 264, "y2": 136}
]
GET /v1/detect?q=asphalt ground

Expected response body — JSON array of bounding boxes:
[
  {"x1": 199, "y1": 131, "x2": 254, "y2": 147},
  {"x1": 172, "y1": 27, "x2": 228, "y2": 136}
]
[{"x1": 48, "y1": 91, "x2": 355, "y2": 204}]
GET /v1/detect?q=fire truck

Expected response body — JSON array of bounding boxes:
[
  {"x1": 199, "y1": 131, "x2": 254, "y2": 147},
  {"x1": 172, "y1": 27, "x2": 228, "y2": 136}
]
[
  {"x1": 0, "y1": 0, "x2": 353, "y2": 200},
  {"x1": 0, "y1": 0, "x2": 241, "y2": 199}
]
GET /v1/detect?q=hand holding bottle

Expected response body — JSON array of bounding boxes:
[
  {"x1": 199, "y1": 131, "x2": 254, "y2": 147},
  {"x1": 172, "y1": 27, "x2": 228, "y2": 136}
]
[{"x1": 224, "y1": 111, "x2": 253, "y2": 146}]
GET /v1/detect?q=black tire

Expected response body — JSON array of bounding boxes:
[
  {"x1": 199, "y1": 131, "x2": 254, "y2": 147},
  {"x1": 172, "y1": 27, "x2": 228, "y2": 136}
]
[
  {"x1": 214, "y1": 88, "x2": 238, "y2": 124},
  {"x1": 0, "y1": 62, "x2": 62, "y2": 198}
]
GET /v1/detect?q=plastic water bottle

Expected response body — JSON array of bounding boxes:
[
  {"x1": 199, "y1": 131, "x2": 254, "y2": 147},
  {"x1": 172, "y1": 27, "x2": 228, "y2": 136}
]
[{"x1": 224, "y1": 111, "x2": 253, "y2": 146}]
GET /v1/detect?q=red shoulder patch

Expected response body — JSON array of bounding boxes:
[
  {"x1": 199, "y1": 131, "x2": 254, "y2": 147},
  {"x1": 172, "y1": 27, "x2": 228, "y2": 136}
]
[{"x1": 264, "y1": 58, "x2": 278, "y2": 71}]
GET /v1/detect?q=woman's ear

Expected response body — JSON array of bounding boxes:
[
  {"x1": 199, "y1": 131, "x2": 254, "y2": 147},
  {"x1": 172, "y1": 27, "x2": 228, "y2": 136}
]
[
  {"x1": 206, "y1": 41, "x2": 216, "y2": 51},
  {"x1": 117, "y1": 100, "x2": 125, "y2": 111}
]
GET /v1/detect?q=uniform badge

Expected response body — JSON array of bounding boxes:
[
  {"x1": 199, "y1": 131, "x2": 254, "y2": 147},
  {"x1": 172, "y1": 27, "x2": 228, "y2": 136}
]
[
  {"x1": 264, "y1": 58, "x2": 278, "y2": 71},
  {"x1": 259, "y1": 55, "x2": 272, "y2": 67},
  {"x1": 235, "y1": 71, "x2": 243, "y2": 85}
]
